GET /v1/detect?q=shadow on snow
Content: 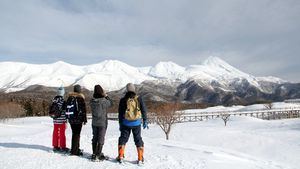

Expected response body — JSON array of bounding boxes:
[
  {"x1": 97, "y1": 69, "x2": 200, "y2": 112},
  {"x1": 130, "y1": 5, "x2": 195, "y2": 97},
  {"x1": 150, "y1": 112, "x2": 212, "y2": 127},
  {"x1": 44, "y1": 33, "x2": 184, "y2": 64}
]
[{"x1": 0, "y1": 142, "x2": 52, "y2": 152}]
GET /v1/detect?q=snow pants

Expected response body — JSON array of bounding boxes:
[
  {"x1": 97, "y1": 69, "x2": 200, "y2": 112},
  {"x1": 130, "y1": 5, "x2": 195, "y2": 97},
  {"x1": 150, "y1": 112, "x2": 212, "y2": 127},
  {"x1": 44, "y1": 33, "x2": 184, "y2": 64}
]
[
  {"x1": 70, "y1": 123, "x2": 82, "y2": 155},
  {"x1": 92, "y1": 125, "x2": 107, "y2": 146},
  {"x1": 118, "y1": 125, "x2": 144, "y2": 147},
  {"x1": 52, "y1": 123, "x2": 66, "y2": 148}
]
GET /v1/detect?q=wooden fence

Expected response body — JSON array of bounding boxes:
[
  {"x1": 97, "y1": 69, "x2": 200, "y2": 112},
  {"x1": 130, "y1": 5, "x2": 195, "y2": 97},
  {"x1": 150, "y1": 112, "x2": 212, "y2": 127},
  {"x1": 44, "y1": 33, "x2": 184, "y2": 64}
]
[{"x1": 88, "y1": 108, "x2": 300, "y2": 124}]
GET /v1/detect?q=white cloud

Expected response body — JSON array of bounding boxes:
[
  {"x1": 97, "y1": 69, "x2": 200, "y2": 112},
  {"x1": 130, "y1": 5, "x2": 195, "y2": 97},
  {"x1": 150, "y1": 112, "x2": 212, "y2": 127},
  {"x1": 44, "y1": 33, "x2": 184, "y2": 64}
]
[{"x1": 0, "y1": 0, "x2": 299, "y2": 81}]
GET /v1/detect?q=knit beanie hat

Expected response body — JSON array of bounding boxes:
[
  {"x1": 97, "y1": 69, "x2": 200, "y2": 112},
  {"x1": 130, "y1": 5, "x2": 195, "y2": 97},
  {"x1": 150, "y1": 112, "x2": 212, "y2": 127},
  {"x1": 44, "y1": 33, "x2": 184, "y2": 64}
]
[
  {"x1": 126, "y1": 83, "x2": 135, "y2": 93},
  {"x1": 74, "y1": 84, "x2": 81, "y2": 93},
  {"x1": 57, "y1": 87, "x2": 65, "y2": 96}
]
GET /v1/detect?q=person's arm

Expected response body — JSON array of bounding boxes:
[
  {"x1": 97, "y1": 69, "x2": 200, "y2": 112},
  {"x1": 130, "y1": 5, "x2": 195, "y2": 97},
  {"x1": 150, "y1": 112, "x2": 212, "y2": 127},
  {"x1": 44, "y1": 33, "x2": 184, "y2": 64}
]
[
  {"x1": 118, "y1": 99, "x2": 123, "y2": 124},
  {"x1": 81, "y1": 98, "x2": 87, "y2": 124},
  {"x1": 139, "y1": 96, "x2": 147, "y2": 122},
  {"x1": 105, "y1": 96, "x2": 113, "y2": 108}
]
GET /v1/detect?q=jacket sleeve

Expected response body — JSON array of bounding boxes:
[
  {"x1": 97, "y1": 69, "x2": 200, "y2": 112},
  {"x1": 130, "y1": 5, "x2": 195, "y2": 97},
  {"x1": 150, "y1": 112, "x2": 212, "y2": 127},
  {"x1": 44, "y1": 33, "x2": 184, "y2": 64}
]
[
  {"x1": 105, "y1": 96, "x2": 113, "y2": 108},
  {"x1": 118, "y1": 98, "x2": 124, "y2": 124},
  {"x1": 80, "y1": 97, "x2": 87, "y2": 123},
  {"x1": 139, "y1": 96, "x2": 147, "y2": 122}
]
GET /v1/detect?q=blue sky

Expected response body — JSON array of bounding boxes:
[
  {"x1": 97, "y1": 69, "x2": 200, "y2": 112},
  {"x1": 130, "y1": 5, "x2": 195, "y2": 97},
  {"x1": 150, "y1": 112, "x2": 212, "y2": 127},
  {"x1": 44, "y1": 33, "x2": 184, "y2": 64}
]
[{"x1": 0, "y1": 0, "x2": 299, "y2": 81}]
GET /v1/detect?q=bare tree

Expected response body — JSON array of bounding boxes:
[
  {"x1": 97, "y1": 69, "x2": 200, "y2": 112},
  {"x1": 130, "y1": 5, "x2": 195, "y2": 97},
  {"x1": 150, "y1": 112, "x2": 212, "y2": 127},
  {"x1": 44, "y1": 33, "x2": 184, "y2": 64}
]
[
  {"x1": 0, "y1": 101, "x2": 25, "y2": 120},
  {"x1": 221, "y1": 113, "x2": 230, "y2": 126},
  {"x1": 154, "y1": 102, "x2": 182, "y2": 140},
  {"x1": 264, "y1": 102, "x2": 273, "y2": 110}
]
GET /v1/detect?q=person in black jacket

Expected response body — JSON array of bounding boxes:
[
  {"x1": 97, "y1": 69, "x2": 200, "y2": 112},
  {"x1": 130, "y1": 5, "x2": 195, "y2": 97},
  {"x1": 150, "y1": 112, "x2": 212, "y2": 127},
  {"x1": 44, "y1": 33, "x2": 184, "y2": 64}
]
[
  {"x1": 67, "y1": 84, "x2": 87, "y2": 156},
  {"x1": 116, "y1": 83, "x2": 148, "y2": 164},
  {"x1": 90, "y1": 84, "x2": 113, "y2": 161}
]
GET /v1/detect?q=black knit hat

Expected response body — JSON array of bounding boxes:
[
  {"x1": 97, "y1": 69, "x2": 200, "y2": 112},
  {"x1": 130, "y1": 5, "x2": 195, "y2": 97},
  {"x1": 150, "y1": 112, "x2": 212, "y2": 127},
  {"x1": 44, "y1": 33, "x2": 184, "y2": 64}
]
[{"x1": 74, "y1": 84, "x2": 81, "y2": 93}]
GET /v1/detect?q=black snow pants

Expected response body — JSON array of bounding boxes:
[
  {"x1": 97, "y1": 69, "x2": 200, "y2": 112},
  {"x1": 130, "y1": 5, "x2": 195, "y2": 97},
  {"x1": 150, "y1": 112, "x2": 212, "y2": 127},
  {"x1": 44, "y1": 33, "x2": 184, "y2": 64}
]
[
  {"x1": 70, "y1": 123, "x2": 82, "y2": 155},
  {"x1": 118, "y1": 125, "x2": 144, "y2": 147}
]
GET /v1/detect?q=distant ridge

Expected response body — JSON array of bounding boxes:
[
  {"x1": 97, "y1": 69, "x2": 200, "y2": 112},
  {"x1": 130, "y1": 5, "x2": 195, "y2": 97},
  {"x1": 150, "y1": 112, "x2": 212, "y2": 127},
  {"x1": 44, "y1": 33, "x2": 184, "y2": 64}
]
[{"x1": 0, "y1": 57, "x2": 286, "y2": 93}]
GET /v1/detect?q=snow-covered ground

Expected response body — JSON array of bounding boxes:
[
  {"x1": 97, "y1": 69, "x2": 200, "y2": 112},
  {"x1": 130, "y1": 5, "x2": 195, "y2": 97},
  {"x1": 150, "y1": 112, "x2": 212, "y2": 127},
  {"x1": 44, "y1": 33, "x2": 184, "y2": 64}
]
[
  {"x1": 0, "y1": 114, "x2": 299, "y2": 169},
  {"x1": 183, "y1": 102, "x2": 300, "y2": 114}
]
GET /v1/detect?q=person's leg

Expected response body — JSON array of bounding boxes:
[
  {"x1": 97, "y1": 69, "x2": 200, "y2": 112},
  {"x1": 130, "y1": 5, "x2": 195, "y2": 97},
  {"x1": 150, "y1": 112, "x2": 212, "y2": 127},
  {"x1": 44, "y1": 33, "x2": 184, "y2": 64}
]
[
  {"x1": 132, "y1": 125, "x2": 144, "y2": 162},
  {"x1": 117, "y1": 125, "x2": 131, "y2": 160},
  {"x1": 70, "y1": 123, "x2": 82, "y2": 155},
  {"x1": 59, "y1": 123, "x2": 66, "y2": 149},
  {"x1": 118, "y1": 125, "x2": 131, "y2": 145},
  {"x1": 74, "y1": 124, "x2": 82, "y2": 155},
  {"x1": 70, "y1": 124, "x2": 76, "y2": 154},
  {"x1": 132, "y1": 125, "x2": 143, "y2": 147},
  {"x1": 97, "y1": 126, "x2": 107, "y2": 160},
  {"x1": 77, "y1": 124, "x2": 82, "y2": 153},
  {"x1": 92, "y1": 125, "x2": 99, "y2": 158},
  {"x1": 98, "y1": 126, "x2": 107, "y2": 147},
  {"x1": 52, "y1": 124, "x2": 59, "y2": 149}
]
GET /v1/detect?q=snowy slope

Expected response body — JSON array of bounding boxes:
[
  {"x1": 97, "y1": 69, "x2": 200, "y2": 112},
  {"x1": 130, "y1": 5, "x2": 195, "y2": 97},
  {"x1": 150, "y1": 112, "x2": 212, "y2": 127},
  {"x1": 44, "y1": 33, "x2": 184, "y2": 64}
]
[
  {"x1": 0, "y1": 57, "x2": 285, "y2": 92},
  {"x1": 148, "y1": 61, "x2": 186, "y2": 80},
  {"x1": 0, "y1": 60, "x2": 155, "y2": 92},
  {"x1": 0, "y1": 115, "x2": 299, "y2": 169},
  {"x1": 183, "y1": 102, "x2": 300, "y2": 114}
]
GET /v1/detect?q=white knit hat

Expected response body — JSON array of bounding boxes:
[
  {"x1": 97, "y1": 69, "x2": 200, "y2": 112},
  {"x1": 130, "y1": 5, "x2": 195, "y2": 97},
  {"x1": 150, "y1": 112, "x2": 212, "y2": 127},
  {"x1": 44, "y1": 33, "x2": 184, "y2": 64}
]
[{"x1": 57, "y1": 87, "x2": 65, "y2": 96}]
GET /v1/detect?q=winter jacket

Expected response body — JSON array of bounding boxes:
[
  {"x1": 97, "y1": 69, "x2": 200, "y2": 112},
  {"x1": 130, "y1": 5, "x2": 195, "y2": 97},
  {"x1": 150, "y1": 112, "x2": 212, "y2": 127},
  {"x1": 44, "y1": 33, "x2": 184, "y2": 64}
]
[
  {"x1": 52, "y1": 96, "x2": 67, "y2": 124},
  {"x1": 66, "y1": 92, "x2": 87, "y2": 124},
  {"x1": 118, "y1": 92, "x2": 147, "y2": 127},
  {"x1": 90, "y1": 96, "x2": 113, "y2": 127}
]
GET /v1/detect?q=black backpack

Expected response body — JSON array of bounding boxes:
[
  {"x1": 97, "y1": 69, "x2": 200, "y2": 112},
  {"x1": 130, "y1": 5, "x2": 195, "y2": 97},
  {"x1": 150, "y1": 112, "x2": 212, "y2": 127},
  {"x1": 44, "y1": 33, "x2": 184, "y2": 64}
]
[
  {"x1": 65, "y1": 96, "x2": 80, "y2": 120},
  {"x1": 49, "y1": 96, "x2": 64, "y2": 118}
]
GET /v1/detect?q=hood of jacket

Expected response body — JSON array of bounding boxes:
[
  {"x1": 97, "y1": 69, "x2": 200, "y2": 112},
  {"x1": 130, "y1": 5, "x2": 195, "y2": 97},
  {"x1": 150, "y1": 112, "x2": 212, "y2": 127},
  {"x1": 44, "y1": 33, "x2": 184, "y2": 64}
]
[
  {"x1": 68, "y1": 92, "x2": 85, "y2": 99},
  {"x1": 90, "y1": 97, "x2": 108, "y2": 104}
]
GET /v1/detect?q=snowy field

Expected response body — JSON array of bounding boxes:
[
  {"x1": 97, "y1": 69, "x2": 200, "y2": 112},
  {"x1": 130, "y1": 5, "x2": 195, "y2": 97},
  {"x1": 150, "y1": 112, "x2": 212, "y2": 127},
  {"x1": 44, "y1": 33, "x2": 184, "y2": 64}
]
[
  {"x1": 0, "y1": 113, "x2": 300, "y2": 169},
  {"x1": 183, "y1": 102, "x2": 300, "y2": 114}
]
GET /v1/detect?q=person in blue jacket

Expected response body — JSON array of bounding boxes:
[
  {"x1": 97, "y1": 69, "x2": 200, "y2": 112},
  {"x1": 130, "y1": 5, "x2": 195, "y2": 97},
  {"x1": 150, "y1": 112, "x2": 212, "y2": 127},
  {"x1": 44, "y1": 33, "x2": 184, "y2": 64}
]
[{"x1": 116, "y1": 83, "x2": 148, "y2": 164}]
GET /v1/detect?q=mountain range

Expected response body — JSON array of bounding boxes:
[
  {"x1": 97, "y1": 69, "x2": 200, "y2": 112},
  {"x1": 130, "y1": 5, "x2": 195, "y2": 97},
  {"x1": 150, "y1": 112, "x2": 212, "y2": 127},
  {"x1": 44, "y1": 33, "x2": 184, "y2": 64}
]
[{"x1": 1, "y1": 56, "x2": 299, "y2": 105}]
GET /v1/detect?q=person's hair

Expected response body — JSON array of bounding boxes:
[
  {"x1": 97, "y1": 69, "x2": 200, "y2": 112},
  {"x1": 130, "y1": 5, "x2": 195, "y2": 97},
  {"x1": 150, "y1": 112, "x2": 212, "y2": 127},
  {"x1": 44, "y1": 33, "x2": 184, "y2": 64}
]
[
  {"x1": 93, "y1": 85, "x2": 105, "y2": 98},
  {"x1": 125, "y1": 91, "x2": 136, "y2": 100}
]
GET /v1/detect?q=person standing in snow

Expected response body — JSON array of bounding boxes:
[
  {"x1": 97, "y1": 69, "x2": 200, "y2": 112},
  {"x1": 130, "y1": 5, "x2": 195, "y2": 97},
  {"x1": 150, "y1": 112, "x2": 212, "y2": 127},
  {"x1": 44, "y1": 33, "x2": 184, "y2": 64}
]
[
  {"x1": 66, "y1": 84, "x2": 87, "y2": 156},
  {"x1": 116, "y1": 83, "x2": 148, "y2": 164},
  {"x1": 49, "y1": 87, "x2": 68, "y2": 152},
  {"x1": 90, "y1": 85, "x2": 113, "y2": 161}
]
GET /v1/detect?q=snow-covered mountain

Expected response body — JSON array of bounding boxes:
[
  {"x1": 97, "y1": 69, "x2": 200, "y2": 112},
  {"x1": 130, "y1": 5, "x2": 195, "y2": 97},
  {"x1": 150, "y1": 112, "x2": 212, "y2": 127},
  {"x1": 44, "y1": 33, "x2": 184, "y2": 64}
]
[
  {"x1": 0, "y1": 60, "x2": 155, "y2": 92},
  {"x1": 0, "y1": 56, "x2": 286, "y2": 93}
]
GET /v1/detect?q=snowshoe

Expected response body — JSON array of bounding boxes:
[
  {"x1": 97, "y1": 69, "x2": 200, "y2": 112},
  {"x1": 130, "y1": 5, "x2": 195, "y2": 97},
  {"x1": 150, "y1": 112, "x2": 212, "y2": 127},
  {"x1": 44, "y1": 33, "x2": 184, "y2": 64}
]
[
  {"x1": 53, "y1": 147, "x2": 60, "y2": 152},
  {"x1": 98, "y1": 153, "x2": 109, "y2": 161},
  {"x1": 116, "y1": 157, "x2": 124, "y2": 164},
  {"x1": 60, "y1": 148, "x2": 69, "y2": 153},
  {"x1": 91, "y1": 154, "x2": 97, "y2": 161},
  {"x1": 137, "y1": 159, "x2": 144, "y2": 166},
  {"x1": 70, "y1": 149, "x2": 83, "y2": 156},
  {"x1": 78, "y1": 149, "x2": 83, "y2": 156}
]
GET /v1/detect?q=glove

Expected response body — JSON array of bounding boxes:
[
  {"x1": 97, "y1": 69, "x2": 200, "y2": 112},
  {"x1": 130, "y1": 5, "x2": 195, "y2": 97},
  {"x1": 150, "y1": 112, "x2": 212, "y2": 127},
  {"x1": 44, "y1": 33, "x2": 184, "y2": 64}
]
[{"x1": 143, "y1": 121, "x2": 149, "y2": 129}]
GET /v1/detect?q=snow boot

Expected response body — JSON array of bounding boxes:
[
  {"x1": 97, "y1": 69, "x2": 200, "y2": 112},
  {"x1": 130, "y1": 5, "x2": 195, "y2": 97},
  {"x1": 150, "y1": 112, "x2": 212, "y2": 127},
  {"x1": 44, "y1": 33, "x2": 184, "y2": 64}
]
[
  {"x1": 116, "y1": 145, "x2": 125, "y2": 163},
  {"x1": 97, "y1": 144, "x2": 106, "y2": 161},
  {"x1": 91, "y1": 154, "x2": 97, "y2": 161},
  {"x1": 91, "y1": 143, "x2": 97, "y2": 161},
  {"x1": 71, "y1": 135, "x2": 82, "y2": 156},
  {"x1": 53, "y1": 147, "x2": 60, "y2": 152},
  {"x1": 137, "y1": 146, "x2": 144, "y2": 165}
]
